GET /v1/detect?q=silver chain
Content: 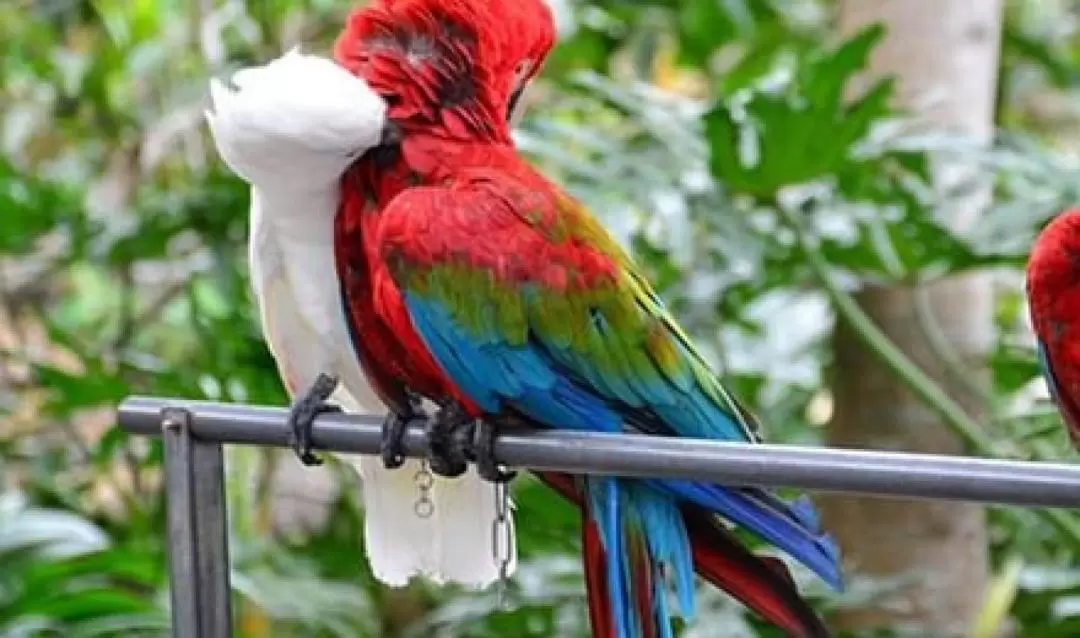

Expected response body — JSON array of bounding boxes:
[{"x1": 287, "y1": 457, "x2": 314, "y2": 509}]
[
  {"x1": 491, "y1": 479, "x2": 513, "y2": 608},
  {"x1": 414, "y1": 460, "x2": 435, "y2": 518}
]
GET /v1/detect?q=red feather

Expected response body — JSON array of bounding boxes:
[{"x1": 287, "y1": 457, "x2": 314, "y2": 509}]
[
  {"x1": 537, "y1": 472, "x2": 828, "y2": 638},
  {"x1": 583, "y1": 513, "x2": 614, "y2": 638},
  {"x1": 335, "y1": 166, "x2": 461, "y2": 415},
  {"x1": 682, "y1": 507, "x2": 829, "y2": 638},
  {"x1": 627, "y1": 530, "x2": 657, "y2": 638},
  {"x1": 334, "y1": 0, "x2": 555, "y2": 145},
  {"x1": 1027, "y1": 208, "x2": 1080, "y2": 447},
  {"x1": 580, "y1": 485, "x2": 657, "y2": 638},
  {"x1": 331, "y1": 0, "x2": 560, "y2": 418}
]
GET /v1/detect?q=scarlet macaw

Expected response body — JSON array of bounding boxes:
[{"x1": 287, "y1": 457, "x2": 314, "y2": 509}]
[
  {"x1": 1027, "y1": 208, "x2": 1080, "y2": 447},
  {"x1": 323, "y1": 0, "x2": 844, "y2": 636}
]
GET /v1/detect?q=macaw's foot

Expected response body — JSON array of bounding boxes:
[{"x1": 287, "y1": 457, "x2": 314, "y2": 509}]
[
  {"x1": 287, "y1": 373, "x2": 341, "y2": 466},
  {"x1": 424, "y1": 401, "x2": 470, "y2": 478},
  {"x1": 380, "y1": 390, "x2": 426, "y2": 470},
  {"x1": 468, "y1": 420, "x2": 517, "y2": 484}
]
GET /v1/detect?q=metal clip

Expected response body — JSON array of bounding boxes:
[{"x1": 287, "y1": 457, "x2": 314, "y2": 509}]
[
  {"x1": 414, "y1": 460, "x2": 435, "y2": 519},
  {"x1": 491, "y1": 479, "x2": 513, "y2": 608}
]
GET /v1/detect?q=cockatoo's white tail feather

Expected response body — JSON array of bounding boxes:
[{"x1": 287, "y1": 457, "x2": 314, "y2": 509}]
[
  {"x1": 433, "y1": 465, "x2": 517, "y2": 585},
  {"x1": 205, "y1": 49, "x2": 515, "y2": 589},
  {"x1": 328, "y1": 390, "x2": 512, "y2": 589},
  {"x1": 348, "y1": 454, "x2": 515, "y2": 588}
]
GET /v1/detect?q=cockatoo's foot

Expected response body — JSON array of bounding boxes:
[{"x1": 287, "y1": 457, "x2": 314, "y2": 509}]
[
  {"x1": 425, "y1": 401, "x2": 470, "y2": 478},
  {"x1": 380, "y1": 390, "x2": 426, "y2": 470},
  {"x1": 287, "y1": 373, "x2": 340, "y2": 466},
  {"x1": 468, "y1": 420, "x2": 517, "y2": 484}
]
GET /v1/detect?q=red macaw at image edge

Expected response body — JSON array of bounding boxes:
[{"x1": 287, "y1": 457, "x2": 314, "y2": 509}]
[
  {"x1": 1027, "y1": 209, "x2": 1080, "y2": 447},
  {"x1": 276, "y1": 0, "x2": 847, "y2": 635}
]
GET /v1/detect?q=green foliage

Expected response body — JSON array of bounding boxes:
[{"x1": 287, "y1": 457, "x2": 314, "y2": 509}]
[
  {"x1": 3, "y1": 0, "x2": 1080, "y2": 637},
  {"x1": 706, "y1": 25, "x2": 891, "y2": 196},
  {"x1": 0, "y1": 492, "x2": 167, "y2": 637}
]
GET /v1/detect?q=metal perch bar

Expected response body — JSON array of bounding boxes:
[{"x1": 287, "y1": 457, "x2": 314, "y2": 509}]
[{"x1": 121, "y1": 396, "x2": 1080, "y2": 509}]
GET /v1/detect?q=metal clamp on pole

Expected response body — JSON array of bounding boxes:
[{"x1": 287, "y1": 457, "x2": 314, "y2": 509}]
[{"x1": 161, "y1": 406, "x2": 233, "y2": 638}]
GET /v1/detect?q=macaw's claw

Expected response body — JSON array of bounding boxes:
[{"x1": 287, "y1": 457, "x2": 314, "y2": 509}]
[
  {"x1": 426, "y1": 401, "x2": 470, "y2": 478},
  {"x1": 470, "y1": 420, "x2": 516, "y2": 484},
  {"x1": 287, "y1": 373, "x2": 341, "y2": 466},
  {"x1": 380, "y1": 390, "x2": 427, "y2": 470}
]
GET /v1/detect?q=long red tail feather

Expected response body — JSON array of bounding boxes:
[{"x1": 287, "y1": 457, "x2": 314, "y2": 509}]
[
  {"x1": 583, "y1": 516, "x2": 614, "y2": 638},
  {"x1": 627, "y1": 528, "x2": 657, "y2": 638},
  {"x1": 682, "y1": 505, "x2": 829, "y2": 638}
]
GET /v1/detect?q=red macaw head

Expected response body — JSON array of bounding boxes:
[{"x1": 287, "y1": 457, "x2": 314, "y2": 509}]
[
  {"x1": 334, "y1": 0, "x2": 556, "y2": 141},
  {"x1": 1027, "y1": 208, "x2": 1080, "y2": 446}
]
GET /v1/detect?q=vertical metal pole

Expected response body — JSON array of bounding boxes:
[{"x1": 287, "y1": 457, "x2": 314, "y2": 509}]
[{"x1": 162, "y1": 406, "x2": 233, "y2": 638}]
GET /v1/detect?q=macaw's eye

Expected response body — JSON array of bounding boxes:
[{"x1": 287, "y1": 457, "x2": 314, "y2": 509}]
[{"x1": 513, "y1": 59, "x2": 534, "y2": 85}]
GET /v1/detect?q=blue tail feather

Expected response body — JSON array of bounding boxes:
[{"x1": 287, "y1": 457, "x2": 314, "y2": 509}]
[
  {"x1": 588, "y1": 477, "x2": 698, "y2": 637},
  {"x1": 605, "y1": 479, "x2": 629, "y2": 638},
  {"x1": 738, "y1": 488, "x2": 824, "y2": 536},
  {"x1": 654, "y1": 567, "x2": 675, "y2": 638},
  {"x1": 588, "y1": 477, "x2": 631, "y2": 637},
  {"x1": 791, "y1": 495, "x2": 822, "y2": 532},
  {"x1": 625, "y1": 483, "x2": 695, "y2": 617},
  {"x1": 645, "y1": 478, "x2": 844, "y2": 591}
]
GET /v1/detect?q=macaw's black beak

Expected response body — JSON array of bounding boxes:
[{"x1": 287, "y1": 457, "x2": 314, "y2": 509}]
[
  {"x1": 368, "y1": 120, "x2": 404, "y2": 169},
  {"x1": 507, "y1": 86, "x2": 525, "y2": 122},
  {"x1": 379, "y1": 120, "x2": 403, "y2": 147}
]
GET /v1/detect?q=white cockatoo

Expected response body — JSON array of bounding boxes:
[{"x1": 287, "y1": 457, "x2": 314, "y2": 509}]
[{"x1": 204, "y1": 48, "x2": 514, "y2": 587}]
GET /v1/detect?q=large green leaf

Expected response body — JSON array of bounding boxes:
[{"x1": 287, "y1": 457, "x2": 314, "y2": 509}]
[{"x1": 705, "y1": 25, "x2": 889, "y2": 196}]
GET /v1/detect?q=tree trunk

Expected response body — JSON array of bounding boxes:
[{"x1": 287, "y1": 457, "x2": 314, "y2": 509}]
[{"x1": 821, "y1": 1, "x2": 1003, "y2": 635}]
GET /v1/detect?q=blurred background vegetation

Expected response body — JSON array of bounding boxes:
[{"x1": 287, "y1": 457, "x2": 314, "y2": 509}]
[{"x1": 4, "y1": 0, "x2": 1080, "y2": 636}]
